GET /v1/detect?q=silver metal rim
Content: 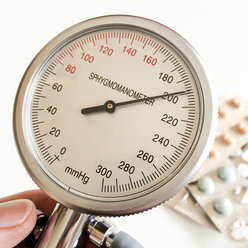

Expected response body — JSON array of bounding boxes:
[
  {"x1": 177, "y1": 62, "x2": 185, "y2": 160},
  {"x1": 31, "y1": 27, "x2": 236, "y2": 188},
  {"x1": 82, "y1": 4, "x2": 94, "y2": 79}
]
[{"x1": 13, "y1": 15, "x2": 217, "y2": 216}]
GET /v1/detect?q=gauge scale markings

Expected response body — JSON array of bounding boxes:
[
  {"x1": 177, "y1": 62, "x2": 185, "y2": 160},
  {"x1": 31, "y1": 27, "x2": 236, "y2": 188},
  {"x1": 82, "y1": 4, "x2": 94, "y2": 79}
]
[{"x1": 32, "y1": 42, "x2": 195, "y2": 169}]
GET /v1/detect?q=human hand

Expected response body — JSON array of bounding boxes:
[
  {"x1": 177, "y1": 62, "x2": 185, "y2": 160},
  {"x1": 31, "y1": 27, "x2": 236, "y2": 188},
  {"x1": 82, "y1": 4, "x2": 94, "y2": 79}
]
[{"x1": 0, "y1": 190, "x2": 56, "y2": 248}]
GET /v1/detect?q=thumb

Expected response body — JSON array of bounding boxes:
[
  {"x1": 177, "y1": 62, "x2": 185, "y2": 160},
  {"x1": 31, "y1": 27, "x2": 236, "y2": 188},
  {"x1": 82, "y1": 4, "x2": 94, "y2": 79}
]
[{"x1": 0, "y1": 199, "x2": 37, "y2": 248}]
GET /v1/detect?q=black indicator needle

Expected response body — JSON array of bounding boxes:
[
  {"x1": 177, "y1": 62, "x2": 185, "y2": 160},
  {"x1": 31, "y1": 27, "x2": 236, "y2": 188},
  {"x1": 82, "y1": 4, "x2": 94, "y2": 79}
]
[{"x1": 81, "y1": 90, "x2": 190, "y2": 115}]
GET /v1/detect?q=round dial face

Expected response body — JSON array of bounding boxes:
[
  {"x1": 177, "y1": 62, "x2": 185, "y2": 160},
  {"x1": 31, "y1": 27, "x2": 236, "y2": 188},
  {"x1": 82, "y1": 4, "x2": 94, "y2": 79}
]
[{"x1": 14, "y1": 16, "x2": 216, "y2": 215}]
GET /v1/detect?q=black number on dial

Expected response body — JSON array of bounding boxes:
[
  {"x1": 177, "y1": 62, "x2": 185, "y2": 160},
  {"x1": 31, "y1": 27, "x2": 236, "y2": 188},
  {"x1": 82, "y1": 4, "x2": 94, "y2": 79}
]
[
  {"x1": 152, "y1": 134, "x2": 169, "y2": 147},
  {"x1": 137, "y1": 150, "x2": 154, "y2": 163},
  {"x1": 96, "y1": 165, "x2": 112, "y2": 178},
  {"x1": 161, "y1": 114, "x2": 178, "y2": 126},
  {"x1": 52, "y1": 83, "x2": 63, "y2": 92},
  {"x1": 49, "y1": 127, "x2": 61, "y2": 137},
  {"x1": 47, "y1": 106, "x2": 57, "y2": 115},
  {"x1": 159, "y1": 72, "x2": 173, "y2": 83},
  {"x1": 162, "y1": 92, "x2": 179, "y2": 104},
  {"x1": 118, "y1": 161, "x2": 135, "y2": 174}
]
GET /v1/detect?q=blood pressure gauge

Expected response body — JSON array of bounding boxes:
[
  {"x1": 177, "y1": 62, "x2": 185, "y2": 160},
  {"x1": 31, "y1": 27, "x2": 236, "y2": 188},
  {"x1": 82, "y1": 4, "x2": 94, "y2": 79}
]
[{"x1": 14, "y1": 15, "x2": 216, "y2": 216}]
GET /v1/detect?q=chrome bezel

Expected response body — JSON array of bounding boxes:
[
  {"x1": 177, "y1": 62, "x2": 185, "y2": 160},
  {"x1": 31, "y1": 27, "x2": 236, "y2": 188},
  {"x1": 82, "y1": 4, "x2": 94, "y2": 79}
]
[{"x1": 13, "y1": 15, "x2": 217, "y2": 216}]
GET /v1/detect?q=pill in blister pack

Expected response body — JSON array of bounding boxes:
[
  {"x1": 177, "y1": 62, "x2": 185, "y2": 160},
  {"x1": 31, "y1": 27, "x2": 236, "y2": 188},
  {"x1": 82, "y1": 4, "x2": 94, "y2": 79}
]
[
  {"x1": 218, "y1": 166, "x2": 236, "y2": 183},
  {"x1": 229, "y1": 218, "x2": 248, "y2": 241},
  {"x1": 197, "y1": 176, "x2": 215, "y2": 194},
  {"x1": 213, "y1": 197, "x2": 233, "y2": 216},
  {"x1": 237, "y1": 163, "x2": 248, "y2": 178}
]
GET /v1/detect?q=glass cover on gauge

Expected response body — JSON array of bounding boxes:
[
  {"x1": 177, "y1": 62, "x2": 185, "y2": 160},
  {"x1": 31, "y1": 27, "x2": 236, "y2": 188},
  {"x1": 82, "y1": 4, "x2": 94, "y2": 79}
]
[{"x1": 14, "y1": 15, "x2": 216, "y2": 215}]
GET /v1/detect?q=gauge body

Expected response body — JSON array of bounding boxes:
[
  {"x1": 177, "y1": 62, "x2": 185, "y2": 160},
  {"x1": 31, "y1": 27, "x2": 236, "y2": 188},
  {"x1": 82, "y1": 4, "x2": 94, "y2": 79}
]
[{"x1": 14, "y1": 15, "x2": 216, "y2": 216}]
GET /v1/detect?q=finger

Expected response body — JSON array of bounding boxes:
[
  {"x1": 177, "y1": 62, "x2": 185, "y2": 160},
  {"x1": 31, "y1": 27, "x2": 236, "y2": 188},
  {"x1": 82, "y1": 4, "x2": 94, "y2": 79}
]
[
  {"x1": 0, "y1": 199, "x2": 37, "y2": 248},
  {"x1": 0, "y1": 190, "x2": 56, "y2": 216}
]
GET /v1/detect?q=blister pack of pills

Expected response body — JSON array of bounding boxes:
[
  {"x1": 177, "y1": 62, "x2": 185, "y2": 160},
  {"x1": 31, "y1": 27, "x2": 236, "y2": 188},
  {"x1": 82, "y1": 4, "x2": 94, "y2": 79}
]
[
  {"x1": 166, "y1": 95, "x2": 248, "y2": 247},
  {"x1": 166, "y1": 187, "x2": 218, "y2": 230},
  {"x1": 188, "y1": 154, "x2": 248, "y2": 247}
]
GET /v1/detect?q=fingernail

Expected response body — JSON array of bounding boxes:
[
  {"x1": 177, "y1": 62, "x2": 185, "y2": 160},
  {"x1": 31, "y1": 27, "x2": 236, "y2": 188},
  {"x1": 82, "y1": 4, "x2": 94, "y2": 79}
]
[{"x1": 0, "y1": 199, "x2": 33, "y2": 228}]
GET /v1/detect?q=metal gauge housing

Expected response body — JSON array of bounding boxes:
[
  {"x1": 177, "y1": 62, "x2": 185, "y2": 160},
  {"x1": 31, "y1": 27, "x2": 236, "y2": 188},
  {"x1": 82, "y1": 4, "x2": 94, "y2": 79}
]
[{"x1": 14, "y1": 15, "x2": 216, "y2": 216}]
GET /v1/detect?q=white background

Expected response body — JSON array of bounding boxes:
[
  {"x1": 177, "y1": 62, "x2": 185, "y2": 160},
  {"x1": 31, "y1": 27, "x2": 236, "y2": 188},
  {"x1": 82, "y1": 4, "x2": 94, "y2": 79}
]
[{"x1": 1, "y1": 1, "x2": 248, "y2": 247}]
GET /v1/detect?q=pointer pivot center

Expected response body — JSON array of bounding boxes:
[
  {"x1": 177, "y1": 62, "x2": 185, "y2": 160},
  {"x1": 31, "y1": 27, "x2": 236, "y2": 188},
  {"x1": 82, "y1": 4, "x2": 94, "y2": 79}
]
[{"x1": 105, "y1": 100, "x2": 116, "y2": 113}]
